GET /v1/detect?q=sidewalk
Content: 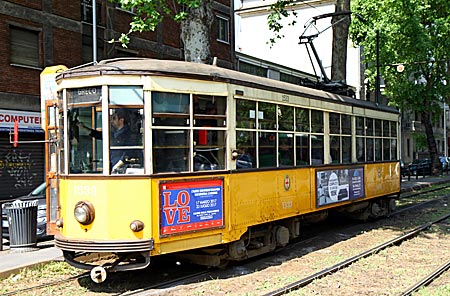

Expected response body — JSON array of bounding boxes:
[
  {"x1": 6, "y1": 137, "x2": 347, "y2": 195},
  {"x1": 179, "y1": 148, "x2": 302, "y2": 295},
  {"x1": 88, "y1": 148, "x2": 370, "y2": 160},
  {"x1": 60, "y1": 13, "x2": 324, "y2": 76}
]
[
  {"x1": 0, "y1": 239, "x2": 63, "y2": 278},
  {"x1": 1, "y1": 173, "x2": 450, "y2": 279}
]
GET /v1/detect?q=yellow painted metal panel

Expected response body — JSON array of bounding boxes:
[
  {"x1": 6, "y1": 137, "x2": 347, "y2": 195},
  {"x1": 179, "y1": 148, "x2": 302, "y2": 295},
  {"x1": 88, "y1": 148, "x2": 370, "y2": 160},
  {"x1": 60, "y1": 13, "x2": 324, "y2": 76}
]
[
  {"x1": 365, "y1": 162, "x2": 401, "y2": 198},
  {"x1": 154, "y1": 234, "x2": 223, "y2": 255},
  {"x1": 227, "y1": 168, "x2": 312, "y2": 232},
  {"x1": 59, "y1": 178, "x2": 152, "y2": 240}
]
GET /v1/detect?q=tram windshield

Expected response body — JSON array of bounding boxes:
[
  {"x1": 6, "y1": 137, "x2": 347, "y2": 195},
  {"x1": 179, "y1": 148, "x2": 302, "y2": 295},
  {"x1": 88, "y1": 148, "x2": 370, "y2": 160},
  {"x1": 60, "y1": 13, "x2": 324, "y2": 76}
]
[{"x1": 67, "y1": 86, "x2": 144, "y2": 174}]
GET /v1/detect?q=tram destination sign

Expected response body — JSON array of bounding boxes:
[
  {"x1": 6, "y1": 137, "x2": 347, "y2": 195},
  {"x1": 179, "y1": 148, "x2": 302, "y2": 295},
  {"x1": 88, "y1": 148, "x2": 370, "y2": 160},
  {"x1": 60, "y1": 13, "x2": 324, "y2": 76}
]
[
  {"x1": 159, "y1": 178, "x2": 224, "y2": 236},
  {"x1": 316, "y1": 167, "x2": 365, "y2": 207},
  {"x1": 68, "y1": 87, "x2": 102, "y2": 104}
]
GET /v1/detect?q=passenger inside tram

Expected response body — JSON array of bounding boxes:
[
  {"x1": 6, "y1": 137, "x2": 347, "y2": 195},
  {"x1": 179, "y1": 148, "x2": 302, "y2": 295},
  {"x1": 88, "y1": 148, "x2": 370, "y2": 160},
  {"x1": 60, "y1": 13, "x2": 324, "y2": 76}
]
[{"x1": 76, "y1": 108, "x2": 141, "y2": 173}]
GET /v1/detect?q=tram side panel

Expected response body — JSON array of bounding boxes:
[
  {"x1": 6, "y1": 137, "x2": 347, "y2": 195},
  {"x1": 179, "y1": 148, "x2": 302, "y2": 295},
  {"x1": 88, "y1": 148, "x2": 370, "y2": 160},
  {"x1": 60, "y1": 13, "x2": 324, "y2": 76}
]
[
  {"x1": 57, "y1": 178, "x2": 152, "y2": 240},
  {"x1": 150, "y1": 169, "x2": 313, "y2": 255},
  {"x1": 226, "y1": 169, "x2": 312, "y2": 236},
  {"x1": 364, "y1": 162, "x2": 401, "y2": 198}
]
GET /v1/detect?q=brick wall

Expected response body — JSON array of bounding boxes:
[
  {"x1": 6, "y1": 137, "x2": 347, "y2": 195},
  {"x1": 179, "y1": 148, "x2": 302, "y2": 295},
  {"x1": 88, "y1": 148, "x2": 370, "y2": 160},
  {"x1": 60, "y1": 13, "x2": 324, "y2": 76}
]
[{"x1": 0, "y1": 0, "x2": 234, "y2": 112}]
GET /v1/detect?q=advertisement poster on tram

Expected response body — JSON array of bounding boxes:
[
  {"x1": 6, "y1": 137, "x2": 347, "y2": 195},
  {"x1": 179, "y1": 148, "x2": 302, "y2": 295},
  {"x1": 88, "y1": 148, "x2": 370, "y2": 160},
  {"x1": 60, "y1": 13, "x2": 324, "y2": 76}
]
[
  {"x1": 159, "y1": 178, "x2": 224, "y2": 236},
  {"x1": 316, "y1": 167, "x2": 364, "y2": 207}
]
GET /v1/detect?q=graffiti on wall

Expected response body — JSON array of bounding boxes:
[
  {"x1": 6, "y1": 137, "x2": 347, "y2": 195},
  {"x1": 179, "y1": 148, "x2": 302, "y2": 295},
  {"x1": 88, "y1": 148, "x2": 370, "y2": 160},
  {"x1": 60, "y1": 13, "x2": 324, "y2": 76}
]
[{"x1": 0, "y1": 151, "x2": 37, "y2": 189}]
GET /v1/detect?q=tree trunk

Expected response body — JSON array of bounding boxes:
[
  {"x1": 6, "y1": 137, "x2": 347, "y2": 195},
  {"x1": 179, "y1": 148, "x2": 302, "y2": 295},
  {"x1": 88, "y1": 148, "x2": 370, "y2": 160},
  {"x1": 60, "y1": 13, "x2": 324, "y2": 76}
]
[
  {"x1": 331, "y1": 0, "x2": 350, "y2": 82},
  {"x1": 180, "y1": 1, "x2": 213, "y2": 63},
  {"x1": 421, "y1": 110, "x2": 440, "y2": 173}
]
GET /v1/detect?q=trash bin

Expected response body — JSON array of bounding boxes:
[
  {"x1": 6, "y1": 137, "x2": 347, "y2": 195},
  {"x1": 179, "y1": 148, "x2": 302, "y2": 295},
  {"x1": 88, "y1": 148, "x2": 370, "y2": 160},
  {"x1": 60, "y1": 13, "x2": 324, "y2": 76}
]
[{"x1": 4, "y1": 200, "x2": 38, "y2": 251}]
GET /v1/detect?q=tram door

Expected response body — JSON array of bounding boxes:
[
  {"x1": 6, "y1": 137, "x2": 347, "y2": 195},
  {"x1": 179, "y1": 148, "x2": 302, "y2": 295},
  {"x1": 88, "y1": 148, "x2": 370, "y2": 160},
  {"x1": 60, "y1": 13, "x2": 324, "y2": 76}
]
[
  {"x1": 45, "y1": 101, "x2": 60, "y2": 235},
  {"x1": 41, "y1": 65, "x2": 67, "y2": 236}
]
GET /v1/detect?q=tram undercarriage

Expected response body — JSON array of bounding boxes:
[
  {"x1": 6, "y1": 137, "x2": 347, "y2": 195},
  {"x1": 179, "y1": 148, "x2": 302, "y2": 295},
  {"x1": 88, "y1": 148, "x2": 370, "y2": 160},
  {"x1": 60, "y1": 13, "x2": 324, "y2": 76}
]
[{"x1": 175, "y1": 195, "x2": 397, "y2": 267}]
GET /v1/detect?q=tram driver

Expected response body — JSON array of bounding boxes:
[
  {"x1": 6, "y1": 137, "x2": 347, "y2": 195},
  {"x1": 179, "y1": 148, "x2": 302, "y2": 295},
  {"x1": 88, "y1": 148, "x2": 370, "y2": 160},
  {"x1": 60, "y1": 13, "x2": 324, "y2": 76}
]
[{"x1": 78, "y1": 109, "x2": 139, "y2": 173}]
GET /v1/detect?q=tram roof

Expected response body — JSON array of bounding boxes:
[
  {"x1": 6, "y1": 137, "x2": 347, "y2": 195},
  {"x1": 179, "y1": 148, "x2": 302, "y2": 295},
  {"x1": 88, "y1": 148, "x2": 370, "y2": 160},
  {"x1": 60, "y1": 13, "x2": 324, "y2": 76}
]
[{"x1": 57, "y1": 58, "x2": 398, "y2": 114}]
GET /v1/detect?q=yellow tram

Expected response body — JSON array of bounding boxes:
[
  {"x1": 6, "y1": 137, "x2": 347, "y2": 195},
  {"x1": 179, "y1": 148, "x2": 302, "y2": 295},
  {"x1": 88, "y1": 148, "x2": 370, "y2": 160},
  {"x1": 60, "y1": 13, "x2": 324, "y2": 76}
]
[{"x1": 41, "y1": 58, "x2": 400, "y2": 282}]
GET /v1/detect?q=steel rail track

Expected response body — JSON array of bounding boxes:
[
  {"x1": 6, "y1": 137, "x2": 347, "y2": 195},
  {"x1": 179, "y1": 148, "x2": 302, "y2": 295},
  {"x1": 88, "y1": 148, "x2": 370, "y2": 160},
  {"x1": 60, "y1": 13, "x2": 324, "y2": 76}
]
[
  {"x1": 400, "y1": 259, "x2": 450, "y2": 296},
  {"x1": 400, "y1": 183, "x2": 450, "y2": 199},
  {"x1": 1, "y1": 272, "x2": 89, "y2": 296},
  {"x1": 262, "y1": 212, "x2": 450, "y2": 296},
  {"x1": 115, "y1": 270, "x2": 212, "y2": 296}
]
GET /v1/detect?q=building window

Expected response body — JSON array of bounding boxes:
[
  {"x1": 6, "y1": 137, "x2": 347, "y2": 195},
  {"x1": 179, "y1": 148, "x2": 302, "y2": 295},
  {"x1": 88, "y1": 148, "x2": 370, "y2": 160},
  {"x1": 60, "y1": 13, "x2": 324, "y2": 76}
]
[
  {"x1": 10, "y1": 26, "x2": 40, "y2": 68},
  {"x1": 81, "y1": 0, "x2": 102, "y2": 23},
  {"x1": 116, "y1": 3, "x2": 136, "y2": 14},
  {"x1": 216, "y1": 15, "x2": 229, "y2": 43}
]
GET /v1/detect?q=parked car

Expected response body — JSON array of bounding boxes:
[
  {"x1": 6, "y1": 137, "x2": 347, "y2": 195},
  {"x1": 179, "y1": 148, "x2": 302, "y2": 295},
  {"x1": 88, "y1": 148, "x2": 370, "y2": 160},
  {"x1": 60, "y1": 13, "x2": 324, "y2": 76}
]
[
  {"x1": 1, "y1": 182, "x2": 50, "y2": 239},
  {"x1": 400, "y1": 159, "x2": 410, "y2": 177},
  {"x1": 408, "y1": 158, "x2": 432, "y2": 176}
]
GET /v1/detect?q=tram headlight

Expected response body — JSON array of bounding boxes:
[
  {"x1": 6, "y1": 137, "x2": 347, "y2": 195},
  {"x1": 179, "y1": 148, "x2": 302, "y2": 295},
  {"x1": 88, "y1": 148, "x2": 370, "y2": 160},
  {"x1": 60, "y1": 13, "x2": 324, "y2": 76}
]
[{"x1": 74, "y1": 201, "x2": 95, "y2": 225}]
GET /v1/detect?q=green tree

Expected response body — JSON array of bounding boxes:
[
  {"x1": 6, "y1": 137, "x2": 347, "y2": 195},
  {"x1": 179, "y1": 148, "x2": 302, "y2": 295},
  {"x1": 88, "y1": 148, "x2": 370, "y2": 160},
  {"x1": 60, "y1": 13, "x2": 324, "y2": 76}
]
[
  {"x1": 110, "y1": 0, "x2": 213, "y2": 63},
  {"x1": 350, "y1": 0, "x2": 450, "y2": 171}
]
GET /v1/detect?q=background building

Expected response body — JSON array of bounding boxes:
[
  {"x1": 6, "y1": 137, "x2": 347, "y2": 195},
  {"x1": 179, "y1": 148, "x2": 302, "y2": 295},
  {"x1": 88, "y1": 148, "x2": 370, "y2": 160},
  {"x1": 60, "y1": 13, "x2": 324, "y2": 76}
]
[{"x1": 0, "y1": 0, "x2": 233, "y2": 198}]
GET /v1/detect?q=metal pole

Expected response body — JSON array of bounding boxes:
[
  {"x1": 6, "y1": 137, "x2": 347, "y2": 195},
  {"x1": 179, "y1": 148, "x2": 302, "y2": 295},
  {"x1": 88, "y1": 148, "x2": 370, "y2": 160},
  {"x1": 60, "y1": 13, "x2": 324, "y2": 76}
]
[
  {"x1": 375, "y1": 29, "x2": 381, "y2": 104},
  {"x1": 92, "y1": 0, "x2": 97, "y2": 63},
  {"x1": 444, "y1": 103, "x2": 447, "y2": 158}
]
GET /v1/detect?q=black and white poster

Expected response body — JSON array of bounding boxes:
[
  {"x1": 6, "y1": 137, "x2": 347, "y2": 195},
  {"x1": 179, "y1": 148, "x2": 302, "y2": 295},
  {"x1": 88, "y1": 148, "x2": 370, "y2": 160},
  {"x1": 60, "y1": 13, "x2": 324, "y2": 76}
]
[{"x1": 316, "y1": 167, "x2": 364, "y2": 207}]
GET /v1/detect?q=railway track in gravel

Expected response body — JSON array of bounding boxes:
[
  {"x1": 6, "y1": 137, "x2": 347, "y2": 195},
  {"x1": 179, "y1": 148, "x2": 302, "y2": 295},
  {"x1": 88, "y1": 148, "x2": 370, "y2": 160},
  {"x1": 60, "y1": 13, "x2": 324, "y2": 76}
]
[
  {"x1": 112, "y1": 186, "x2": 450, "y2": 295},
  {"x1": 262, "y1": 213, "x2": 450, "y2": 296},
  {"x1": 2, "y1": 185, "x2": 450, "y2": 296}
]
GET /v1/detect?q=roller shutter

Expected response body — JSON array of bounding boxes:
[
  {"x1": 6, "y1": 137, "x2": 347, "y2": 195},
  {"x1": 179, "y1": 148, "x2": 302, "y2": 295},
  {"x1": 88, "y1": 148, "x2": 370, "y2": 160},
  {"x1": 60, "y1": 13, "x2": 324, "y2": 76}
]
[{"x1": 0, "y1": 132, "x2": 45, "y2": 200}]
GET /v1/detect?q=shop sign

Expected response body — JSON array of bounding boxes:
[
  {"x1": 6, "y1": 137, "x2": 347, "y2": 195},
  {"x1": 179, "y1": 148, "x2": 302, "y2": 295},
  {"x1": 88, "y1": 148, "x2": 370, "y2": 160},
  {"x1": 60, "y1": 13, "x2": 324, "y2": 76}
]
[{"x1": 0, "y1": 109, "x2": 43, "y2": 133}]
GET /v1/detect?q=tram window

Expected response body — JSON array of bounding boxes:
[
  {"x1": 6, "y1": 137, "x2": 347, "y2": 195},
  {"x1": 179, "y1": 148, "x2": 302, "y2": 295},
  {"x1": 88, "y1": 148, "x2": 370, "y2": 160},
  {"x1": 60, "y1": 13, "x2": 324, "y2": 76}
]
[
  {"x1": 194, "y1": 95, "x2": 226, "y2": 127},
  {"x1": 68, "y1": 105, "x2": 103, "y2": 174},
  {"x1": 375, "y1": 138, "x2": 382, "y2": 161},
  {"x1": 236, "y1": 99, "x2": 256, "y2": 128},
  {"x1": 296, "y1": 108, "x2": 309, "y2": 133},
  {"x1": 236, "y1": 131, "x2": 256, "y2": 169},
  {"x1": 383, "y1": 139, "x2": 390, "y2": 160},
  {"x1": 311, "y1": 135, "x2": 324, "y2": 165},
  {"x1": 296, "y1": 134, "x2": 309, "y2": 165},
  {"x1": 110, "y1": 86, "x2": 143, "y2": 105},
  {"x1": 329, "y1": 113, "x2": 340, "y2": 134},
  {"x1": 194, "y1": 130, "x2": 226, "y2": 171},
  {"x1": 278, "y1": 105, "x2": 294, "y2": 131},
  {"x1": 103, "y1": 108, "x2": 143, "y2": 174},
  {"x1": 375, "y1": 119, "x2": 382, "y2": 136},
  {"x1": 383, "y1": 120, "x2": 390, "y2": 137},
  {"x1": 390, "y1": 139, "x2": 397, "y2": 160},
  {"x1": 259, "y1": 131, "x2": 276, "y2": 167},
  {"x1": 152, "y1": 129, "x2": 189, "y2": 173},
  {"x1": 342, "y1": 115, "x2": 351, "y2": 135},
  {"x1": 342, "y1": 136, "x2": 351, "y2": 163},
  {"x1": 356, "y1": 117, "x2": 365, "y2": 135},
  {"x1": 390, "y1": 121, "x2": 397, "y2": 137},
  {"x1": 366, "y1": 118, "x2": 373, "y2": 136},
  {"x1": 279, "y1": 133, "x2": 294, "y2": 166},
  {"x1": 311, "y1": 110, "x2": 323, "y2": 133},
  {"x1": 152, "y1": 92, "x2": 189, "y2": 127},
  {"x1": 356, "y1": 137, "x2": 365, "y2": 162},
  {"x1": 258, "y1": 102, "x2": 276, "y2": 130},
  {"x1": 193, "y1": 95, "x2": 227, "y2": 171},
  {"x1": 366, "y1": 138, "x2": 374, "y2": 161},
  {"x1": 330, "y1": 136, "x2": 340, "y2": 163}
]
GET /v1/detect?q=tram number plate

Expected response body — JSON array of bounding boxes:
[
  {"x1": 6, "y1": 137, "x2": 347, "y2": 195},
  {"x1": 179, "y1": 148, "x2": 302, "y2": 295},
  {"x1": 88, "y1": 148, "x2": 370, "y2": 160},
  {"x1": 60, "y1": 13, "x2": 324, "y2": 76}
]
[{"x1": 282, "y1": 201, "x2": 293, "y2": 209}]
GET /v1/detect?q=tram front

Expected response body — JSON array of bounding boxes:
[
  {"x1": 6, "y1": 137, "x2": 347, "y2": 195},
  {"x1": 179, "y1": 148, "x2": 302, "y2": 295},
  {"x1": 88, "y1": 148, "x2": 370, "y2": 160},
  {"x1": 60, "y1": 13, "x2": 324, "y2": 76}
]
[{"x1": 46, "y1": 82, "x2": 152, "y2": 282}]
